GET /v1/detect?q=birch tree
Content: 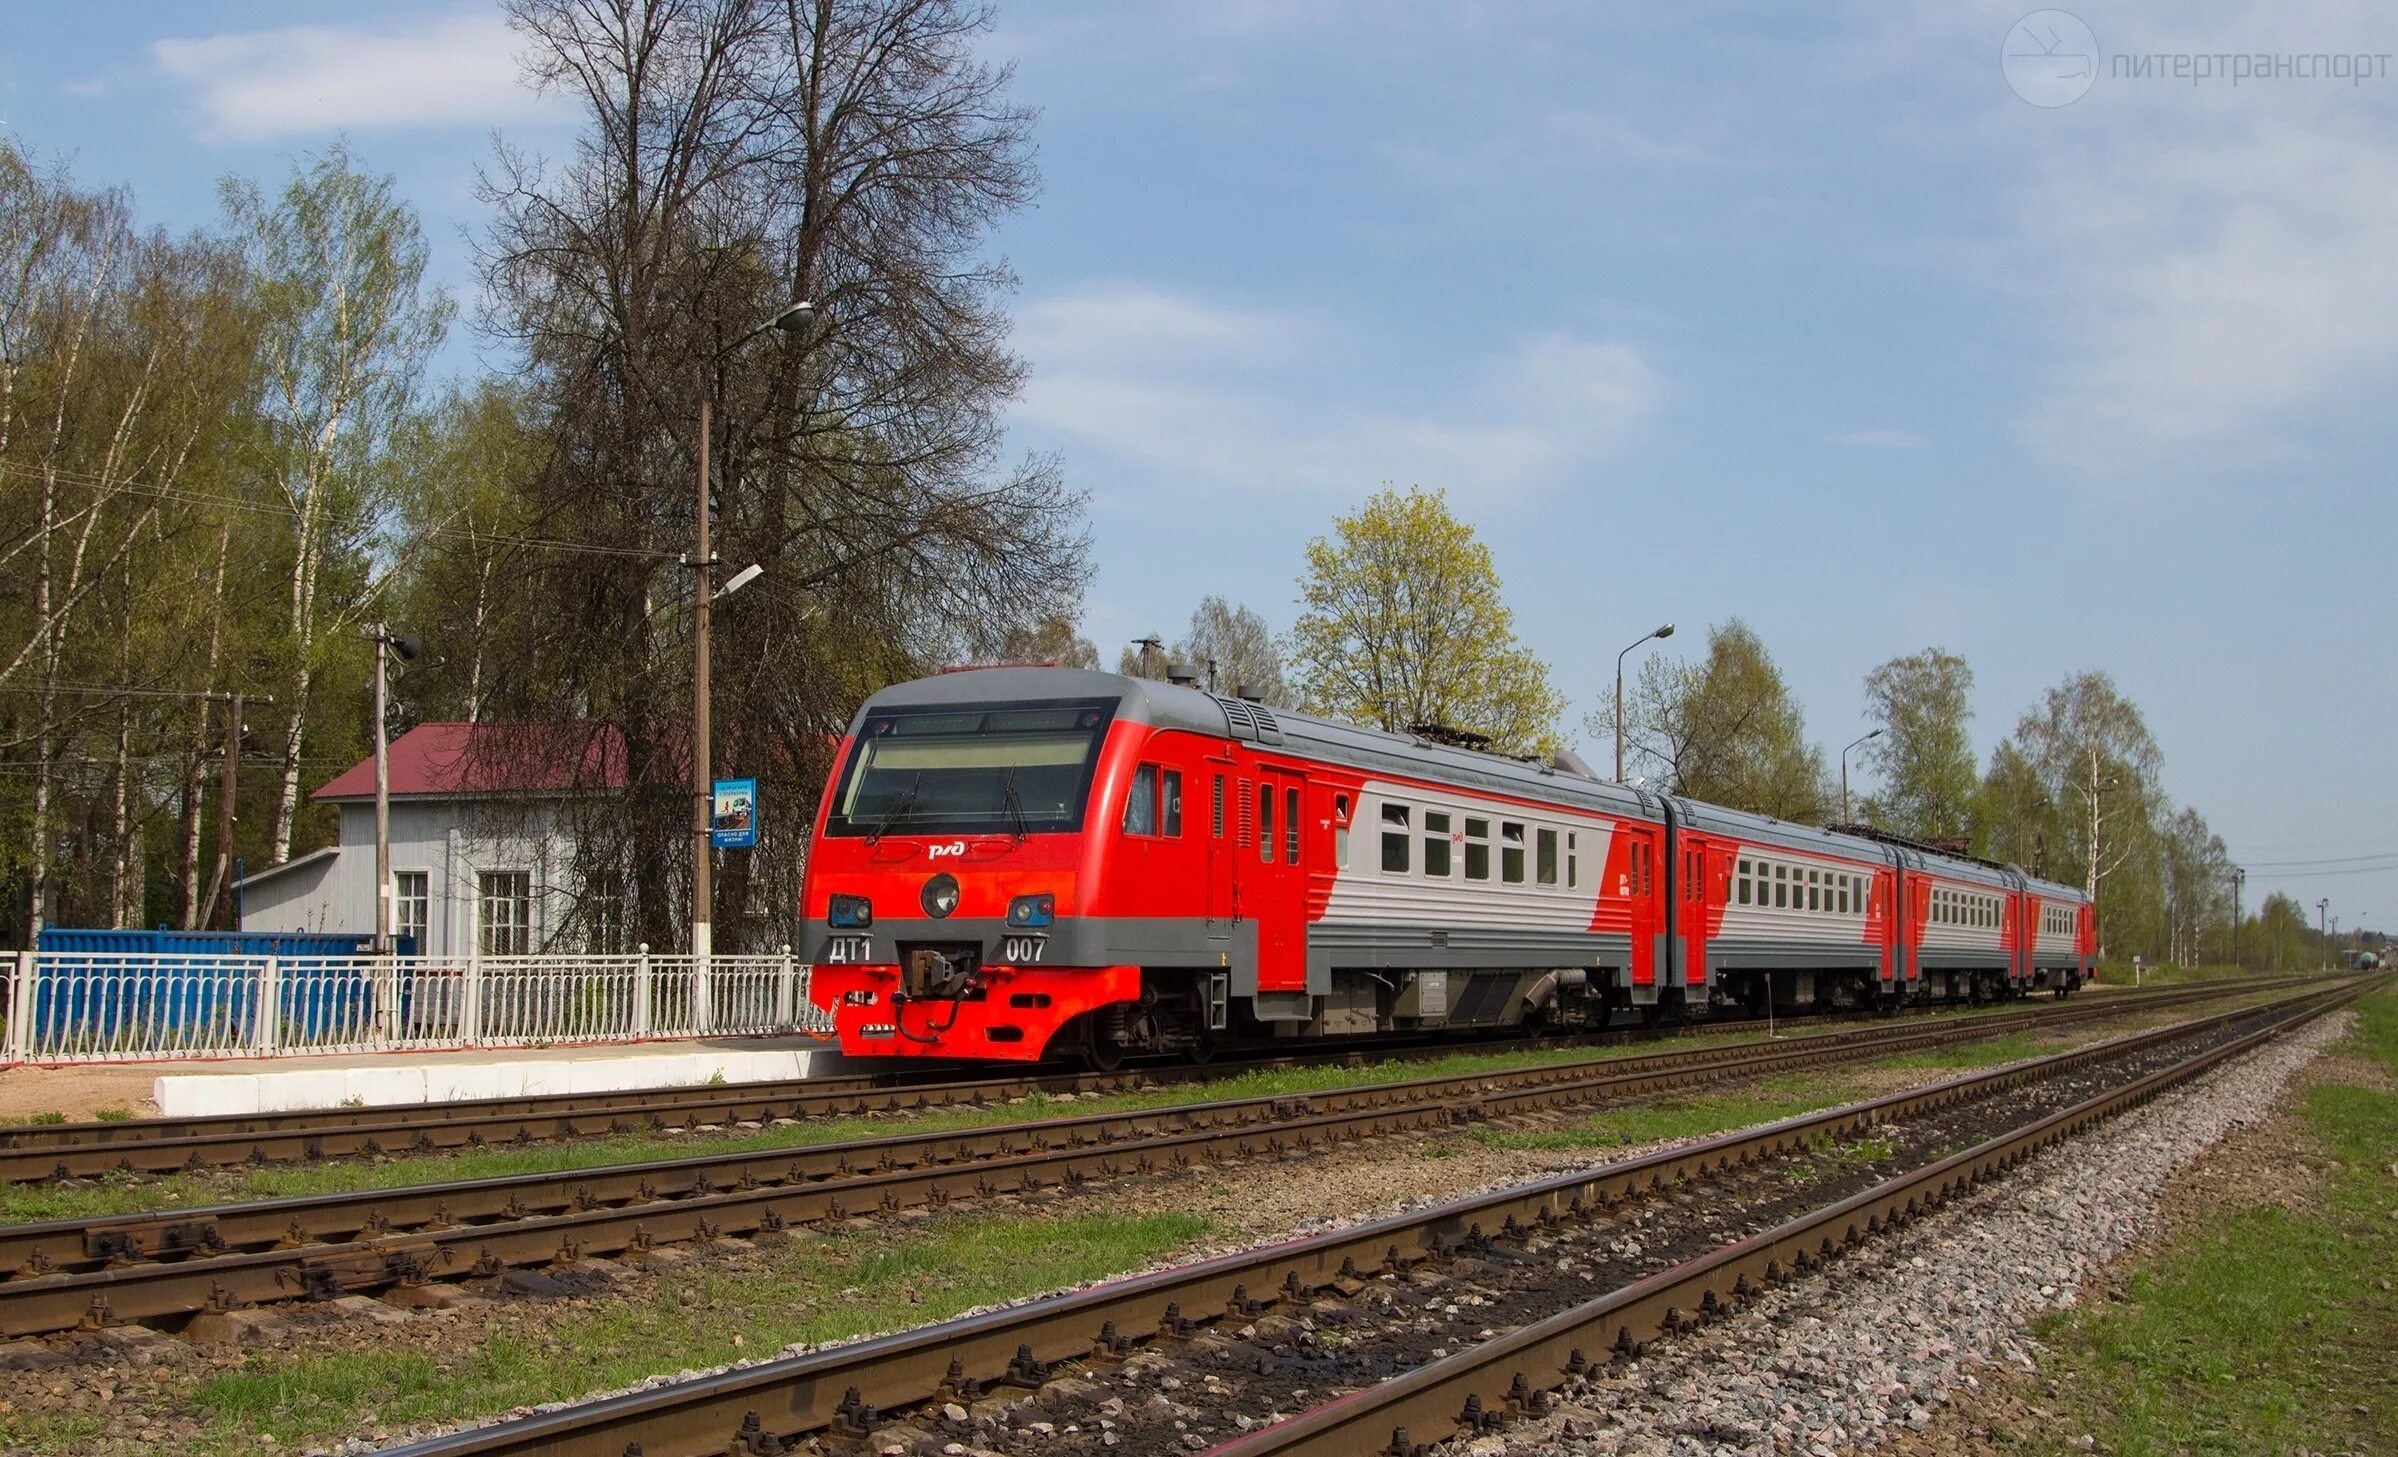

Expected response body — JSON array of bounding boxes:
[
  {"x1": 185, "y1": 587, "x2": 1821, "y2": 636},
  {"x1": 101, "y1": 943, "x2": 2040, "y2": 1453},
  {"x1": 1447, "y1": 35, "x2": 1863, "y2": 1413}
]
[{"x1": 223, "y1": 146, "x2": 449, "y2": 862}]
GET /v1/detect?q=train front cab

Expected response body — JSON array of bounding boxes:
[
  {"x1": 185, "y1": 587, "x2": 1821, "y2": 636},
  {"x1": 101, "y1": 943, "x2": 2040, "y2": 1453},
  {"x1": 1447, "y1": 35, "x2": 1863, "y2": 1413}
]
[{"x1": 801, "y1": 677, "x2": 1157, "y2": 1063}]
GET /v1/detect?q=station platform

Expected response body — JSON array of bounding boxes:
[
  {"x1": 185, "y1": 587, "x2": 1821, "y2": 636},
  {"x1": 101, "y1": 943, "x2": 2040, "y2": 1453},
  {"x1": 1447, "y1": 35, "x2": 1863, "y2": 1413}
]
[{"x1": 0, "y1": 1035, "x2": 856, "y2": 1122}]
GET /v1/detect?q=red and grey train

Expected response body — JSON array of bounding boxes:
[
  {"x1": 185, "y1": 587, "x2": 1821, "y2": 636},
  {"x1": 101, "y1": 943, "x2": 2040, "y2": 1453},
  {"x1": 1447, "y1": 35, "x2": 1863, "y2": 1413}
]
[{"x1": 802, "y1": 668, "x2": 2096, "y2": 1065}]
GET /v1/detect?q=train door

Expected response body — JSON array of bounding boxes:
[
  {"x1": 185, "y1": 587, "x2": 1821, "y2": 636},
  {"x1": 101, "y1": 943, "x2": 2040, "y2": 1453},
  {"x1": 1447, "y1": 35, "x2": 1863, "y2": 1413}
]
[
  {"x1": 1673, "y1": 829, "x2": 1713, "y2": 992},
  {"x1": 1244, "y1": 766, "x2": 1308, "y2": 993},
  {"x1": 1622, "y1": 821, "x2": 1664, "y2": 990},
  {"x1": 1203, "y1": 760, "x2": 1235, "y2": 938}
]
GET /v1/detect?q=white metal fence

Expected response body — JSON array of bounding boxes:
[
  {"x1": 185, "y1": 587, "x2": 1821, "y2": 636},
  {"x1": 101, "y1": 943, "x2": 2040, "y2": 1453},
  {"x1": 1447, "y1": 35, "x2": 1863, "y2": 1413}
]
[{"x1": 3, "y1": 947, "x2": 834, "y2": 1064}]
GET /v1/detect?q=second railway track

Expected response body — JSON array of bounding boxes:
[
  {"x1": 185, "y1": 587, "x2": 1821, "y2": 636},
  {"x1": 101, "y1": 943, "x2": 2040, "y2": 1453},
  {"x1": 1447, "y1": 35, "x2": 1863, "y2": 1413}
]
[
  {"x1": 362, "y1": 978, "x2": 2370, "y2": 1457},
  {"x1": 0, "y1": 977, "x2": 2311, "y2": 1184}
]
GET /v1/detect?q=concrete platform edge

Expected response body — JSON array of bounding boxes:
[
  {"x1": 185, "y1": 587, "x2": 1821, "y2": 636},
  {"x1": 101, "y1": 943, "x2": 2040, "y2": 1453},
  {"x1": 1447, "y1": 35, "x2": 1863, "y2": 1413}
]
[{"x1": 153, "y1": 1045, "x2": 857, "y2": 1117}]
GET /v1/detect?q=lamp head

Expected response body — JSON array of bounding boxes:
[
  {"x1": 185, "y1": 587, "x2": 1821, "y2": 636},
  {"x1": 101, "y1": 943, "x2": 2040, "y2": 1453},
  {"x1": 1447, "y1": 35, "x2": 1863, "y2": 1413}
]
[
  {"x1": 1654, "y1": 622, "x2": 1676, "y2": 640},
  {"x1": 770, "y1": 300, "x2": 816, "y2": 334}
]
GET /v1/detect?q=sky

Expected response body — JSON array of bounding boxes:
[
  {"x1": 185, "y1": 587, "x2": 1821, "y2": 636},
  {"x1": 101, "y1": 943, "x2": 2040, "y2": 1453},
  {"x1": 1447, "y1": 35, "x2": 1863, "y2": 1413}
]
[{"x1": 5, "y1": 2, "x2": 2394, "y2": 935}]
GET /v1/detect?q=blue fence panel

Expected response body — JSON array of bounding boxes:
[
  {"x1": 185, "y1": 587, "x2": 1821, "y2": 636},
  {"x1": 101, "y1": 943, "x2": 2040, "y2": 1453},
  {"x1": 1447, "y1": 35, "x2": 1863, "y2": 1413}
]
[{"x1": 32, "y1": 927, "x2": 416, "y2": 1053}]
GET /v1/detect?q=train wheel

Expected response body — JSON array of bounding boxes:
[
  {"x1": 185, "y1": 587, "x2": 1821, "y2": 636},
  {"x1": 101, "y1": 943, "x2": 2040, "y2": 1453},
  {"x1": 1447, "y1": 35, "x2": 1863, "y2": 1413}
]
[{"x1": 1076, "y1": 1016, "x2": 1128, "y2": 1072}]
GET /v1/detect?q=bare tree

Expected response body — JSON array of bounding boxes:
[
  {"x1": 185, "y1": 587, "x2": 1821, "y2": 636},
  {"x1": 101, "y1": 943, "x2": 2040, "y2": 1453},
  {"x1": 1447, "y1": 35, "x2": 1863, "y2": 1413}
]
[{"x1": 468, "y1": 0, "x2": 1087, "y2": 949}]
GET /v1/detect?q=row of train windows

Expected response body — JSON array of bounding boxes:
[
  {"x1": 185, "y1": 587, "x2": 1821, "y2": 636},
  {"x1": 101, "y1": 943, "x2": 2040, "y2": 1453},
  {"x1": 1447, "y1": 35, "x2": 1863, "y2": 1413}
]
[
  {"x1": 1933, "y1": 886, "x2": 2002, "y2": 928},
  {"x1": 1375, "y1": 804, "x2": 1581, "y2": 888},
  {"x1": 2042, "y1": 906, "x2": 2076, "y2": 936},
  {"x1": 1736, "y1": 859, "x2": 1868, "y2": 914}
]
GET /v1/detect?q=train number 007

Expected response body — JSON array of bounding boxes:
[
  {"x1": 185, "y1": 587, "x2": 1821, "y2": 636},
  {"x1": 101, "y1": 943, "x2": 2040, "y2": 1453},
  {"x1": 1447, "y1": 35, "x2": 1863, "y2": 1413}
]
[{"x1": 1001, "y1": 935, "x2": 1048, "y2": 964}]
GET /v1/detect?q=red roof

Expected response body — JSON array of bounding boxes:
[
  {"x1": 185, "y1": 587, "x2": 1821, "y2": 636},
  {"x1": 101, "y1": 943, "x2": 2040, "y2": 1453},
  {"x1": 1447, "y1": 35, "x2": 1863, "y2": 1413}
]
[{"x1": 314, "y1": 722, "x2": 633, "y2": 802}]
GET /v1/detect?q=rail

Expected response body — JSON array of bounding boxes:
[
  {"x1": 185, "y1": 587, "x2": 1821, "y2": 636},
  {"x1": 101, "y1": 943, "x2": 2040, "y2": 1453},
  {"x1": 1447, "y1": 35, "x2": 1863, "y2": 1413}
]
[
  {"x1": 368, "y1": 981, "x2": 2360, "y2": 1457},
  {"x1": 1, "y1": 948, "x2": 834, "y2": 1064}
]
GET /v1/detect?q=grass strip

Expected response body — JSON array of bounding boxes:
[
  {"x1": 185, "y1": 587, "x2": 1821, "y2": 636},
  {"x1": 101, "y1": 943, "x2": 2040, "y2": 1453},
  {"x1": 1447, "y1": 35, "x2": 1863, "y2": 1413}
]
[
  {"x1": 2017, "y1": 985, "x2": 2398, "y2": 1457},
  {"x1": 0, "y1": 1209, "x2": 1211, "y2": 1457}
]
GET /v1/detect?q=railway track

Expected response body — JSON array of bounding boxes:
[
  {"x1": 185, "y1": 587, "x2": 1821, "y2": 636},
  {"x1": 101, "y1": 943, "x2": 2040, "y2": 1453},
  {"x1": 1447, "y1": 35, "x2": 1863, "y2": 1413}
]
[
  {"x1": 0, "y1": 1017, "x2": 1789, "y2": 1184},
  {"x1": 363, "y1": 978, "x2": 2368, "y2": 1457},
  {"x1": 0, "y1": 975, "x2": 2314, "y2": 1339},
  {"x1": 0, "y1": 977, "x2": 2303, "y2": 1184}
]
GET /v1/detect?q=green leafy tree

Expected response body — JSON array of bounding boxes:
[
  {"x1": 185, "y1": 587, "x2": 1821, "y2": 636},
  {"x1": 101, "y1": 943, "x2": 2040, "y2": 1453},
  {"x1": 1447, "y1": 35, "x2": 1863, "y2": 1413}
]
[
  {"x1": 224, "y1": 143, "x2": 452, "y2": 862},
  {"x1": 1592, "y1": 619, "x2": 1829, "y2": 820},
  {"x1": 1858, "y1": 647, "x2": 1977, "y2": 840},
  {"x1": 2011, "y1": 670, "x2": 2163, "y2": 905},
  {"x1": 1288, "y1": 485, "x2": 1563, "y2": 753},
  {"x1": 1974, "y1": 737, "x2": 2059, "y2": 874}
]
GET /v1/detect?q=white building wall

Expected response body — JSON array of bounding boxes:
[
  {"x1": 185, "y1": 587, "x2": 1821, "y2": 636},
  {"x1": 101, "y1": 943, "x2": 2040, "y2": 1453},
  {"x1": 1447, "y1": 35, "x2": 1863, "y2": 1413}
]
[{"x1": 244, "y1": 797, "x2": 590, "y2": 956}]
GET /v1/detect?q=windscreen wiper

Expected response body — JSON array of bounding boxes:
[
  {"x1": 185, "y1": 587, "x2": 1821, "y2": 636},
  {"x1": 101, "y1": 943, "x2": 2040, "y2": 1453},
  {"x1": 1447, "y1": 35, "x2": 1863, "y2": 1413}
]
[
  {"x1": 864, "y1": 774, "x2": 922, "y2": 846},
  {"x1": 999, "y1": 769, "x2": 1030, "y2": 843}
]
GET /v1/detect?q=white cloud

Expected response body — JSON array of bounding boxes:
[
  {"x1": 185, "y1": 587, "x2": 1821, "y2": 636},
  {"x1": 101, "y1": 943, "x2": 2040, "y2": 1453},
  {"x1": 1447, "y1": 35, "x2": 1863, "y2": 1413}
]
[
  {"x1": 1013, "y1": 282, "x2": 1663, "y2": 498},
  {"x1": 1854, "y1": 1, "x2": 2398, "y2": 478},
  {"x1": 1833, "y1": 428, "x2": 1927, "y2": 449},
  {"x1": 152, "y1": 11, "x2": 552, "y2": 141}
]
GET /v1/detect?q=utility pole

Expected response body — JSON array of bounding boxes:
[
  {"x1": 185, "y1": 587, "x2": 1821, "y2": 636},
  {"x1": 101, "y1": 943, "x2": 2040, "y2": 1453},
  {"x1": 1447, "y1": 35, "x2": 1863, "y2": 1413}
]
[
  {"x1": 204, "y1": 691, "x2": 242, "y2": 931},
  {"x1": 693, "y1": 378, "x2": 717, "y2": 973},
  {"x1": 2318, "y1": 898, "x2": 2330, "y2": 968},
  {"x1": 2230, "y1": 865, "x2": 2244, "y2": 970},
  {"x1": 686, "y1": 299, "x2": 812, "y2": 988},
  {"x1": 363, "y1": 627, "x2": 419, "y2": 956}
]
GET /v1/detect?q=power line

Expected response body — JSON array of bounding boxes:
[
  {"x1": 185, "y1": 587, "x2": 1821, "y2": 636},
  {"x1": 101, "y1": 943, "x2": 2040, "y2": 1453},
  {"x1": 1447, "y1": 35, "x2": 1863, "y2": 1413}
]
[
  {"x1": 0, "y1": 459, "x2": 682, "y2": 564},
  {"x1": 2239, "y1": 849, "x2": 2398, "y2": 869}
]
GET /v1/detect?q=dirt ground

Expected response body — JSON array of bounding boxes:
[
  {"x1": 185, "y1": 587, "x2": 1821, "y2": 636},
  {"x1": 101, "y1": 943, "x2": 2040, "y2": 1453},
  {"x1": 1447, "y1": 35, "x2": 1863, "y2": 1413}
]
[{"x1": 0, "y1": 1063, "x2": 160, "y2": 1121}]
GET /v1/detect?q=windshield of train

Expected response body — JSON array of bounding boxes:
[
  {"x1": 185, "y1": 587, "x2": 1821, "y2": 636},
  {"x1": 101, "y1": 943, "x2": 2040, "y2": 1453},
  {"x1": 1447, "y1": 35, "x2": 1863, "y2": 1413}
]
[{"x1": 824, "y1": 701, "x2": 1115, "y2": 837}]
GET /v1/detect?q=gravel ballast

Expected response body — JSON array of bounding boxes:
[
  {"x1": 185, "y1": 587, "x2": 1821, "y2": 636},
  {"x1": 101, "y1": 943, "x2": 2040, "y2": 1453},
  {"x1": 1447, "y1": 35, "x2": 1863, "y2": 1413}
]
[{"x1": 1495, "y1": 1009, "x2": 2354, "y2": 1457}]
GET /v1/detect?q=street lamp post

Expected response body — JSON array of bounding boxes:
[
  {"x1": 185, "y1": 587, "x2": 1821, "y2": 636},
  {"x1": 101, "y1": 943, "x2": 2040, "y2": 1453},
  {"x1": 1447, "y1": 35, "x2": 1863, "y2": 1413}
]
[
  {"x1": 691, "y1": 300, "x2": 816, "y2": 989},
  {"x1": 2317, "y1": 898, "x2": 2330, "y2": 967},
  {"x1": 1614, "y1": 623, "x2": 1675, "y2": 782},
  {"x1": 1840, "y1": 729, "x2": 1884, "y2": 824}
]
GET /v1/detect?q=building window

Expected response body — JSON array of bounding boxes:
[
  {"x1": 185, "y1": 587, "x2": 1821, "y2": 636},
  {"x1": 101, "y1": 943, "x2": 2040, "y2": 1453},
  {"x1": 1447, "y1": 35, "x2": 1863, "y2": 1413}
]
[
  {"x1": 1162, "y1": 770, "x2": 1183, "y2": 837},
  {"x1": 478, "y1": 871, "x2": 532, "y2": 957},
  {"x1": 394, "y1": 871, "x2": 429, "y2": 953},
  {"x1": 1381, "y1": 803, "x2": 1411, "y2": 873},
  {"x1": 1464, "y1": 817, "x2": 1491, "y2": 882},
  {"x1": 1537, "y1": 828, "x2": 1558, "y2": 886},
  {"x1": 1423, "y1": 810, "x2": 1453, "y2": 878},
  {"x1": 584, "y1": 870, "x2": 626, "y2": 954}
]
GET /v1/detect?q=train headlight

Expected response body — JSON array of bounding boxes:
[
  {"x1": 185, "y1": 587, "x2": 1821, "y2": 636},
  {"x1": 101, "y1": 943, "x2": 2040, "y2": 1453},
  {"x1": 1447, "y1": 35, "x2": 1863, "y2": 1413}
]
[
  {"x1": 921, "y1": 873, "x2": 960, "y2": 919},
  {"x1": 1006, "y1": 893, "x2": 1055, "y2": 928},
  {"x1": 827, "y1": 894, "x2": 873, "y2": 929}
]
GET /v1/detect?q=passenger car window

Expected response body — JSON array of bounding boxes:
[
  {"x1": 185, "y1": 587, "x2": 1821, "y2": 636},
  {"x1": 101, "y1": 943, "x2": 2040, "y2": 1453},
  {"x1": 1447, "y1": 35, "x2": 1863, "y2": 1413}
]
[
  {"x1": 1161, "y1": 770, "x2": 1182, "y2": 837},
  {"x1": 1537, "y1": 828, "x2": 1558, "y2": 886},
  {"x1": 1381, "y1": 803, "x2": 1410, "y2": 873},
  {"x1": 1501, "y1": 822, "x2": 1526, "y2": 884},
  {"x1": 1424, "y1": 811, "x2": 1454, "y2": 877},
  {"x1": 1465, "y1": 818, "x2": 1491, "y2": 882},
  {"x1": 1284, "y1": 787, "x2": 1299, "y2": 863}
]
